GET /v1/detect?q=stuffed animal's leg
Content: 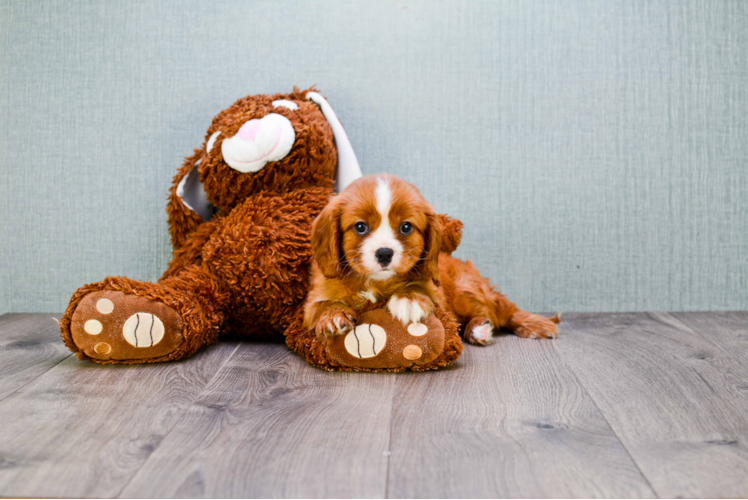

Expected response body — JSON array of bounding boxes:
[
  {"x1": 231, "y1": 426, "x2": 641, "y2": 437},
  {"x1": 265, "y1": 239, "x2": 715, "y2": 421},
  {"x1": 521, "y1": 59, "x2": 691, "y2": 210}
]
[
  {"x1": 285, "y1": 304, "x2": 464, "y2": 372},
  {"x1": 60, "y1": 265, "x2": 229, "y2": 364},
  {"x1": 439, "y1": 255, "x2": 559, "y2": 344}
]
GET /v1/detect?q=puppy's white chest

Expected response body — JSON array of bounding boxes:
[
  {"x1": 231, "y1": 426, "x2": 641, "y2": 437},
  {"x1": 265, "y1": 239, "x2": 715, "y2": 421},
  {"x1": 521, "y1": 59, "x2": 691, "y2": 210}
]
[{"x1": 358, "y1": 290, "x2": 378, "y2": 303}]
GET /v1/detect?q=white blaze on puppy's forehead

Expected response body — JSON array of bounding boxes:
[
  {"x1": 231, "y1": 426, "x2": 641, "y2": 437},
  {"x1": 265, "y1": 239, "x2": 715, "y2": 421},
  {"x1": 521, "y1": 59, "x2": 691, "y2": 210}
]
[
  {"x1": 360, "y1": 176, "x2": 404, "y2": 277},
  {"x1": 375, "y1": 177, "x2": 392, "y2": 219}
]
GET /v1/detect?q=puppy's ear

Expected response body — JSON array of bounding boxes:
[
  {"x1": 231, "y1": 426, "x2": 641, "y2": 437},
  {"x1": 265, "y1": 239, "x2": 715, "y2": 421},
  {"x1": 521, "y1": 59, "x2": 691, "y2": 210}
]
[
  {"x1": 436, "y1": 214, "x2": 463, "y2": 255},
  {"x1": 311, "y1": 197, "x2": 342, "y2": 279},
  {"x1": 420, "y1": 211, "x2": 443, "y2": 286}
]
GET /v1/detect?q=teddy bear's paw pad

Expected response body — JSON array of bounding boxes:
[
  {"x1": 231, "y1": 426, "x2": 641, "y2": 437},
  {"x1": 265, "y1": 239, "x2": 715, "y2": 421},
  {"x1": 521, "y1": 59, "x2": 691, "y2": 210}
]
[
  {"x1": 70, "y1": 291, "x2": 184, "y2": 361},
  {"x1": 122, "y1": 313, "x2": 166, "y2": 348},
  {"x1": 402, "y1": 344, "x2": 423, "y2": 360},
  {"x1": 407, "y1": 322, "x2": 428, "y2": 336},
  {"x1": 326, "y1": 309, "x2": 445, "y2": 369},
  {"x1": 344, "y1": 324, "x2": 387, "y2": 359}
]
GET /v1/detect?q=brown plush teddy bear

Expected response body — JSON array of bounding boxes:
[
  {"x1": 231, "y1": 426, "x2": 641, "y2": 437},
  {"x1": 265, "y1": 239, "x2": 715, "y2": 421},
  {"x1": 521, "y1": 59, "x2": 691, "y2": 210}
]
[{"x1": 59, "y1": 87, "x2": 464, "y2": 371}]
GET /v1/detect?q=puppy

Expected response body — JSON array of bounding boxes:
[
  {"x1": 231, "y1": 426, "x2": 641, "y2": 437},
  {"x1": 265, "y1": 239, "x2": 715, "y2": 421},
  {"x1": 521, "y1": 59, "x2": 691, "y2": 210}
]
[{"x1": 303, "y1": 174, "x2": 559, "y2": 344}]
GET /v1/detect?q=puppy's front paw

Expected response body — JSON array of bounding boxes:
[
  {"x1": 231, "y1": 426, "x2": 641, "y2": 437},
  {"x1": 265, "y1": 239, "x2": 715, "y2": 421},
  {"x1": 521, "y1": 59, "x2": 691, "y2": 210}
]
[
  {"x1": 387, "y1": 295, "x2": 434, "y2": 325},
  {"x1": 315, "y1": 307, "x2": 356, "y2": 338},
  {"x1": 464, "y1": 316, "x2": 494, "y2": 345},
  {"x1": 513, "y1": 312, "x2": 560, "y2": 339}
]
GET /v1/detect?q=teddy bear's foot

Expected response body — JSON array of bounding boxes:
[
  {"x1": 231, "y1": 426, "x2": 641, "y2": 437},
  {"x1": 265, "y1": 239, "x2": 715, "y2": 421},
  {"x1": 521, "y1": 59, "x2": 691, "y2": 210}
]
[
  {"x1": 285, "y1": 304, "x2": 463, "y2": 372},
  {"x1": 69, "y1": 290, "x2": 184, "y2": 361},
  {"x1": 325, "y1": 308, "x2": 446, "y2": 370}
]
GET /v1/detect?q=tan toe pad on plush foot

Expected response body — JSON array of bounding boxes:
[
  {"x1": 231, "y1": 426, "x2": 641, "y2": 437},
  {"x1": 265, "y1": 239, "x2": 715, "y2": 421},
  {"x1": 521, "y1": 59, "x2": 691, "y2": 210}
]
[
  {"x1": 325, "y1": 309, "x2": 445, "y2": 369},
  {"x1": 70, "y1": 291, "x2": 183, "y2": 361}
]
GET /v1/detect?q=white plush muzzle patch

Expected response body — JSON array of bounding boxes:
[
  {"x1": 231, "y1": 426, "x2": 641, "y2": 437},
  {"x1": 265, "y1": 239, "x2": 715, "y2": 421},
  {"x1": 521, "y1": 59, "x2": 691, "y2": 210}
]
[{"x1": 220, "y1": 113, "x2": 295, "y2": 173}]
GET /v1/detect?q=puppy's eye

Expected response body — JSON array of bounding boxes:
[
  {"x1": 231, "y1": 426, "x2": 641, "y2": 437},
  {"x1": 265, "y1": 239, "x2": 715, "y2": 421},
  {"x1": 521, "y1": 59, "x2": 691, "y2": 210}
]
[
  {"x1": 399, "y1": 222, "x2": 413, "y2": 235},
  {"x1": 354, "y1": 222, "x2": 369, "y2": 235}
]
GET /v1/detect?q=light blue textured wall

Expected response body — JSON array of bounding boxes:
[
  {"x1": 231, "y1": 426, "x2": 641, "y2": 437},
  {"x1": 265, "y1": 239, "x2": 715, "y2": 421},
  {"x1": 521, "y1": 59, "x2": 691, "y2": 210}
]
[{"x1": 1, "y1": 0, "x2": 746, "y2": 314}]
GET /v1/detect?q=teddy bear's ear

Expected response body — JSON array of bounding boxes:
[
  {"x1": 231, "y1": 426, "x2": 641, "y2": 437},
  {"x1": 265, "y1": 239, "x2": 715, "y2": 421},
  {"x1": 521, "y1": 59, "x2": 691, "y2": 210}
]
[
  {"x1": 307, "y1": 92, "x2": 362, "y2": 193},
  {"x1": 176, "y1": 160, "x2": 214, "y2": 221},
  {"x1": 168, "y1": 151, "x2": 215, "y2": 249}
]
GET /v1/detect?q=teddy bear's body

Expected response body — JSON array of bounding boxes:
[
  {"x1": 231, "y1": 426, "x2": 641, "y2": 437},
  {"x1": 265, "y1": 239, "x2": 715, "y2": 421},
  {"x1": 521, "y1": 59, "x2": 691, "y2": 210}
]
[
  {"x1": 60, "y1": 88, "x2": 465, "y2": 370},
  {"x1": 62, "y1": 89, "x2": 339, "y2": 362},
  {"x1": 164, "y1": 185, "x2": 335, "y2": 336}
]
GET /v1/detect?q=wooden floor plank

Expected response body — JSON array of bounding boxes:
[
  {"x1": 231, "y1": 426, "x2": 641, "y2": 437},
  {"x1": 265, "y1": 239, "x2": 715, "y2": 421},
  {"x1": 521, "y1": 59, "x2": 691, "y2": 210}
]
[
  {"x1": 0, "y1": 313, "x2": 72, "y2": 402},
  {"x1": 386, "y1": 335, "x2": 654, "y2": 498},
  {"x1": 0, "y1": 338, "x2": 240, "y2": 498},
  {"x1": 118, "y1": 342, "x2": 395, "y2": 499},
  {"x1": 3, "y1": 312, "x2": 747, "y2": 498},
  {"x1": 556, "y1": 312, "x2": 748, "y2": 499},
  {"x1": 671, "y1": 311, "x2": 748, "y2": 364}
]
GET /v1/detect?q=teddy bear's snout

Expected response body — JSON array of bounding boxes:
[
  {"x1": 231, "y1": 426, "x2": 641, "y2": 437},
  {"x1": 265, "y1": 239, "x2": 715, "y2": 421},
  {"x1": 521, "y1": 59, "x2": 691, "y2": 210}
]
[{"x1": 221, "y1": 113, "x2": 295, "y2": 173}]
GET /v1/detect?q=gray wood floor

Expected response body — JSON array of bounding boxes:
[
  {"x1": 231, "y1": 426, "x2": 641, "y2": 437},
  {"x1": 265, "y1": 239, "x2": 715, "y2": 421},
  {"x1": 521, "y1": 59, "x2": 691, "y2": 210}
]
[{"x1": 0, "y1": 312, "x2": 746, "y2": 498}]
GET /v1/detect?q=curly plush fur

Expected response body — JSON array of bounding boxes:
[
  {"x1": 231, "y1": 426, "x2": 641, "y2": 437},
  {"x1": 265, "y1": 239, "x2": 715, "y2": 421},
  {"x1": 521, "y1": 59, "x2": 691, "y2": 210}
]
[
  {"x1": 61, "y1": 88, "x2": 337, "y2": 363},
  {"x1": 59, "y1": 87, "x2": 465, "y2": 370}
]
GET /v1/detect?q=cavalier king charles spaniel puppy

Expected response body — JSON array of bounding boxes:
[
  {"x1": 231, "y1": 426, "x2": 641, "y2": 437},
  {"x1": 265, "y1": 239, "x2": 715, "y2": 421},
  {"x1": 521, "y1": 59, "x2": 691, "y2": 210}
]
[{"x1": 303, "y1": 174, "x2": 559, "y2": 344}]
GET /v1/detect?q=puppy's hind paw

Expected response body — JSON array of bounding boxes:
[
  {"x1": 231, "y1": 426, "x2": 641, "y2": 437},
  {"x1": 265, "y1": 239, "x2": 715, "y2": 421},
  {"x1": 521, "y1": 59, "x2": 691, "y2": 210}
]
[
  {"x1": 513, "y1": 312, "x2": 560, "y2": 339},
  {"x1": 464, "y1": 317, "x2": 494, "y2": 345}
]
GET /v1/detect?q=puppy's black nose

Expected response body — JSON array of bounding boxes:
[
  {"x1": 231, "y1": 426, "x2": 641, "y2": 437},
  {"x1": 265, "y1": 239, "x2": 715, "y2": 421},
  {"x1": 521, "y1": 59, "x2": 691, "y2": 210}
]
[{"x1": 375, "y1": 247, "x2": 394, "y2": 266}]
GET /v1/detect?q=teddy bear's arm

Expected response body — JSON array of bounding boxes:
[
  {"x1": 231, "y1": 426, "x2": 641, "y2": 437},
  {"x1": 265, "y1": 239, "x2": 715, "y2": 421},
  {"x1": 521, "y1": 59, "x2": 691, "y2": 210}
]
[{"x1": 160, "y1": 219, "x2": 218, "y2": 280}]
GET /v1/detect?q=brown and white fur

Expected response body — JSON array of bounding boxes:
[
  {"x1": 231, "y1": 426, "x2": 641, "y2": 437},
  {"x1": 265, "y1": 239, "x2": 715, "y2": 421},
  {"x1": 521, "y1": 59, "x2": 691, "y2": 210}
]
[{"x1": 303, "y1": 174, "x2": 559, "y2": 345}]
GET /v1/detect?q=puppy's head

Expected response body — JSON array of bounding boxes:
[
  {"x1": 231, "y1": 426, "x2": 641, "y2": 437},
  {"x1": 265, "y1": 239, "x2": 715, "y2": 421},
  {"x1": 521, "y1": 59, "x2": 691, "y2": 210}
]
[{"x1": 311, "y1": 174, "x2": 441, "y2": 284}]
